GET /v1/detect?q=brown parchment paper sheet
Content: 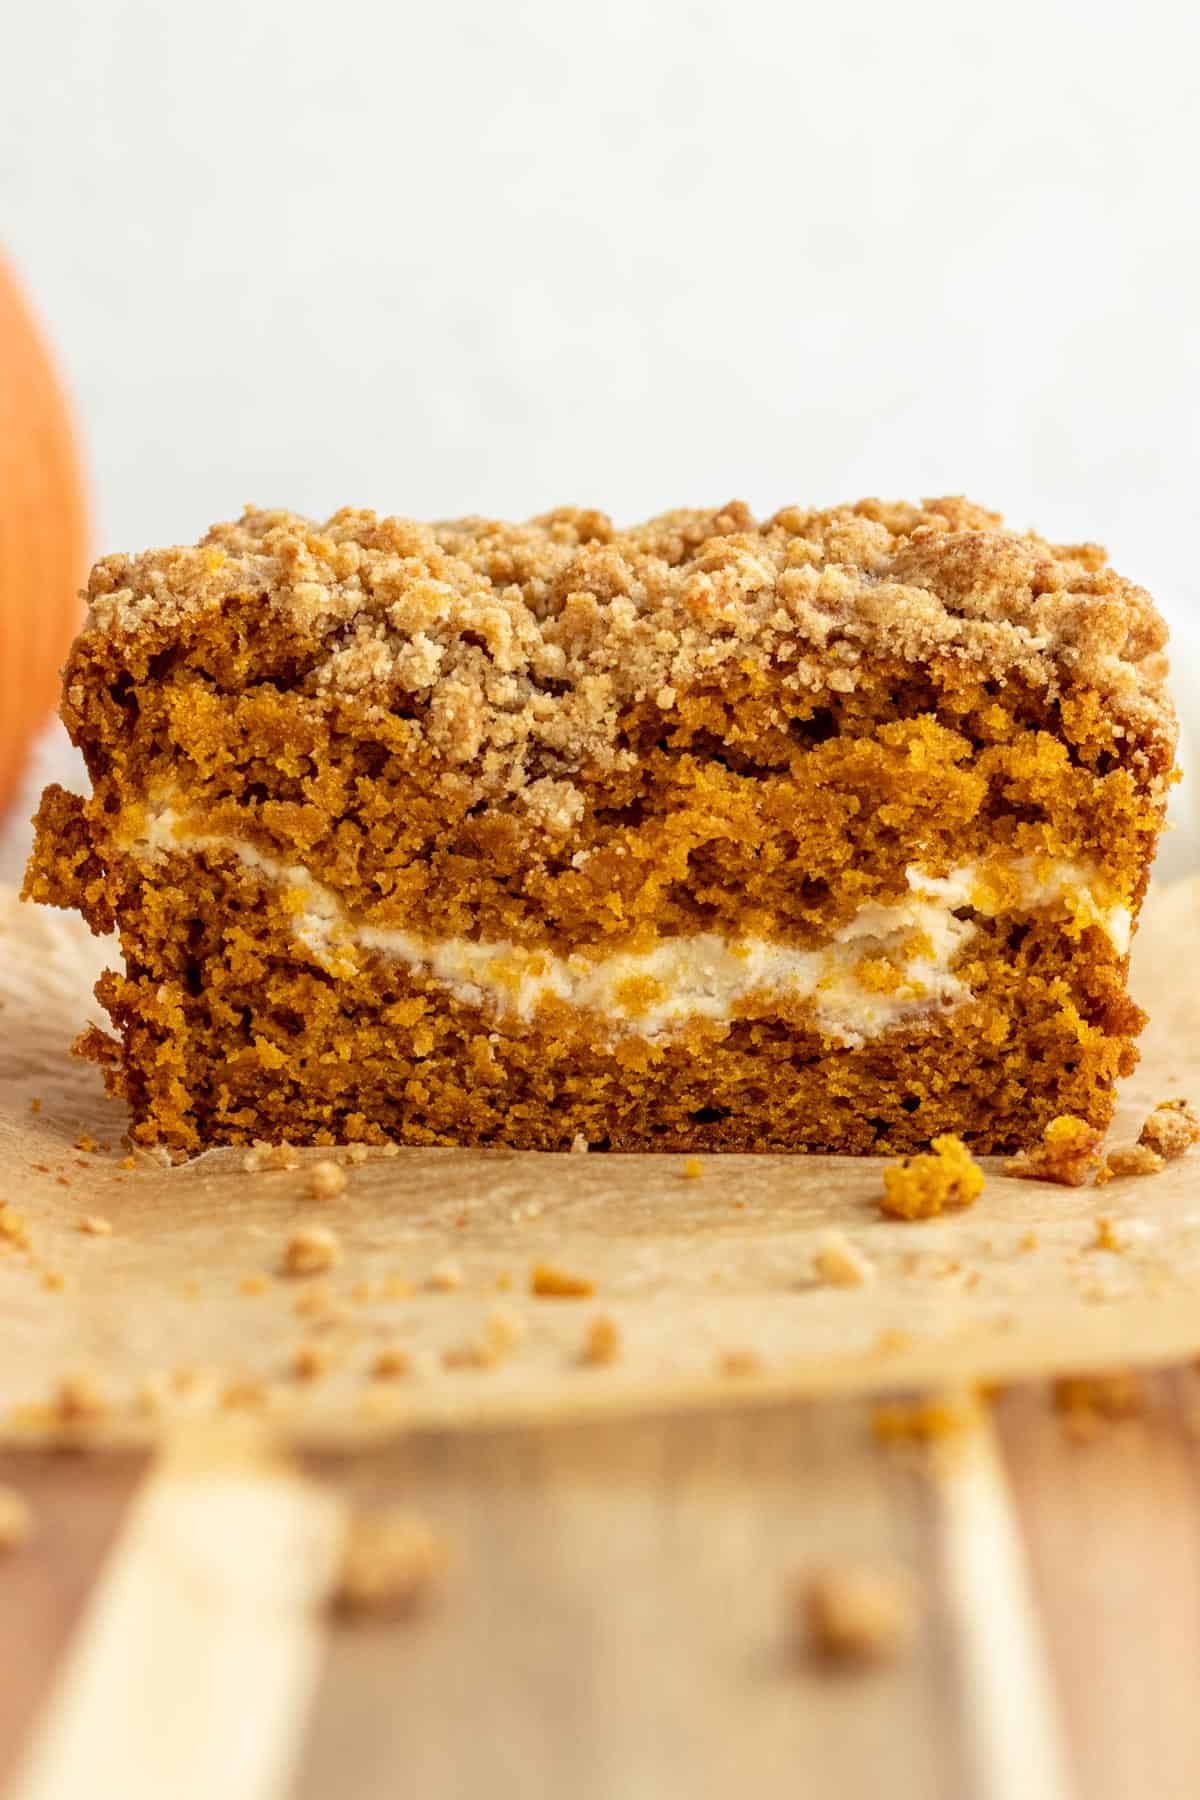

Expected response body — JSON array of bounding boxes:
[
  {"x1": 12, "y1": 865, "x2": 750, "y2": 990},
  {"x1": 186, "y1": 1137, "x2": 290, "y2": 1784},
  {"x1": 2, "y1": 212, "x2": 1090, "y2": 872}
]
[{"x1": 2, "y1": 881, "x2": 1199, "y2": 1446}]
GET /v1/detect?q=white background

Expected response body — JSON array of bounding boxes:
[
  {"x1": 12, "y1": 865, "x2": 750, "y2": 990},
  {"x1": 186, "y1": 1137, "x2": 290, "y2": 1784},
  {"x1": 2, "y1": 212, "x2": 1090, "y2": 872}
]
[{"x1": 2, "y1": 0, "x2": 1197, "y2": 872}]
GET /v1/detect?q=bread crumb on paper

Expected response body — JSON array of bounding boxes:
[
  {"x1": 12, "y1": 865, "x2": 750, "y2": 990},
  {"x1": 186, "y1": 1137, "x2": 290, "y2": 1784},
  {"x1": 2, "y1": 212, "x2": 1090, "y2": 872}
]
[
  {"x1": 243, "y1": 1140, "x2": 300, "y2": 1173},
  {"x1": 1005, "y1": 1114, "x2": 1103, "y2": 1187},
  {"x1": 443, "y1": 1306, "x2": 527, "y2": 1370},
  {"x1": 428, "y1": 1257, "x2": 465, "y2": 1292},
  {"x1": 283, "y1": 1225, "x2": 341, "y2": 1276},
  {"x1": 55, "y1": 1369, "x2": 110, "y2": 1423},
  {"x1": 290, "y1": 1343, "x2": 329, "y2": 1381},
  {"x1": 813, "y1": 1230, "x2": 874, "y2": 1287},
  {"x1": 308, "y1": 1159, "x2": 348, "y2": 1200},
  {"x1": 580, "y1": 1315, "x2": 621, "y2": 1365},
  {"x1": 221, "y1": 1377, "x2": 272, "y2": 1412},
  {"x1": 530, "y1": 1262, "x2": 594, "y2": 1298},
  {"x1": 1104, "y1": 1143, "x2": 1165, "y2": 1179},
  {"x1": 1091, "y1": 1217, "x2": 1128, "y2": 1254}
]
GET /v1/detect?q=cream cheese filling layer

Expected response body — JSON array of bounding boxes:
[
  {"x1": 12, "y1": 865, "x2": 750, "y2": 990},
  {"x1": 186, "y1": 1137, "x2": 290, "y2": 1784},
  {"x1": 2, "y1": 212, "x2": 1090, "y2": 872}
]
[{"x1": 128, "y1": 806, "x2": 1132, "y2": 1049}]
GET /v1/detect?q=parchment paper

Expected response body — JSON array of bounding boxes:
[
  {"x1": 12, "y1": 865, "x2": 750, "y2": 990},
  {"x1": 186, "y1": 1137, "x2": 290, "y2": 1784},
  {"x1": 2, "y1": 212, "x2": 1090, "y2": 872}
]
[{"x1": 2, "y1": 880, "x2": 1199, "y2": 1445}]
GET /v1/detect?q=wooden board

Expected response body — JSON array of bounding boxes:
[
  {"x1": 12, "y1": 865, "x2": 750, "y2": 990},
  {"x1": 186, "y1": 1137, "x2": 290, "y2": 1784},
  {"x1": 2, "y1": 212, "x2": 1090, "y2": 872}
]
[
  {"x1": 4, "y1": 1378, "x2": 1200, "y2": 1800},
  {"x1": 2, "y1": 881, "x2": 1200, "y2": 1442}
]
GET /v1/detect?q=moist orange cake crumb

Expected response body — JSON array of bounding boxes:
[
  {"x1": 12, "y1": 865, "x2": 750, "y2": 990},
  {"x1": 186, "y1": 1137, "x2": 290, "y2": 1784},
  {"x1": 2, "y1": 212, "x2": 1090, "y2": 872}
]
[
  {"x1": 22, "y1": 497, "x2": 1176, "y2": 1156},
  {"x1": 880, "y1": 1134, "x2": 984, "y2": 1220}
]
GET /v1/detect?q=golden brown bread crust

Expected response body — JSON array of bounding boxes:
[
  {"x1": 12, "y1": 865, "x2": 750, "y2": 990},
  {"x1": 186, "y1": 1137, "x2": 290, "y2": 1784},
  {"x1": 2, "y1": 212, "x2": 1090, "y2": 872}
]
[{"x1": 24, "y1": 496, "x2": 1178, "y2": 1156}]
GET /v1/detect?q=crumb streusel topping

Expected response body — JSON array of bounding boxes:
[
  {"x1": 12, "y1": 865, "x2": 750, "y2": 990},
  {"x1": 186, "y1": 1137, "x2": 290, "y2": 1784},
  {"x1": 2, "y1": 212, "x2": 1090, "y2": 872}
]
[{"x1": 72, "y1": 496, "x2": 1171, "y2": 805}]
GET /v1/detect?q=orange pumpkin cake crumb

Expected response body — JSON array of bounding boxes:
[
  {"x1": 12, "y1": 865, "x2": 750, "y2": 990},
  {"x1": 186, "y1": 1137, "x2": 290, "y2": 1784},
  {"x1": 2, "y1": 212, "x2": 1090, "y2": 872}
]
[{"x1": 881, "y1": 1134, "x2": 984, "y2": 1220}]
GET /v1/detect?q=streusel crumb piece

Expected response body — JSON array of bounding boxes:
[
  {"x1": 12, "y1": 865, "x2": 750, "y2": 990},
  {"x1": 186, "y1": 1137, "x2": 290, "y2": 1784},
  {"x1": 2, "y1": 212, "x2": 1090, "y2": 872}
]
[
  {"x1": 428, "y1": 1257, "x2": 465, "y2": 1292},
  {"x1": 283, "y1": 1225, "x2": 342, "y2": 1276},
  {"x1": 813, "y1": 1231, "x2": 874, "y2": 1287},
  {"x1": 308, "y1": 1159, "x2": 348, "y2": 1200},
  {"x1": 244, "y1": 1140, "x2": 300, "y2": 1172},
  {"x1": 1054, "y1": 1371, "x2": 1143, "y2": 1439},
  {"x1": 443, "y1": 1306, "x2": 526, "y2": 1370},
  {"x1": 1005, "y1": 1114, "x2": 1103, "y2": 1187},
  {"x1": 872, "y1": 1391, "x2": 981, "y2": 1446},
  {"x1": 1091, "y1": 1217, "x2": 1128, "y2": 1253},
  {"x1": 1139, "y1": 1099, "x2": 1200, "y2": 1161},
  {"x1": 1104, "y1": 1143, "x2": 1165, "y2": 1179},
  {"x1": 530, "y1": 1262, "x2": 594, "y2": 1298},
  {"x1": 291, "y1": 1343, "x2": 329, "y2": 1381},
  {"x1": 799, "y1": 1562, "x2": 921, "y2": 1665},
  {"x1": 335, "y1": 1510, "x2": 449, "y2": 1617},
  {"x1": 580, "y1": 1315, "x2": 621, "y2": 1365},
  {"x1": 56, "y1": 1369, "x2": 110, "y2": 1422}
]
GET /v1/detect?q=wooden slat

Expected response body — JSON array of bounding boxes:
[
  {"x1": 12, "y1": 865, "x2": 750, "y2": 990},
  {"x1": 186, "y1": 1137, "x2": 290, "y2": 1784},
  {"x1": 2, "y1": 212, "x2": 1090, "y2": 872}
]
[
  {"x1": 7, "y1": 1433, "x2": 344, "y2": 1800},
  {"x1": 0, "y1": 1452, "x2": 146, "y2": 1795},
  {"x1": 299, "y1": 1402, "x2": 969, "y2": 1800},
  {"x1": 997, "y1": 1375, "x2": 1200, "y2": 1800},
  {"x1": 929, "y1": 1406, "x2": 1072, "y2": 1800}
]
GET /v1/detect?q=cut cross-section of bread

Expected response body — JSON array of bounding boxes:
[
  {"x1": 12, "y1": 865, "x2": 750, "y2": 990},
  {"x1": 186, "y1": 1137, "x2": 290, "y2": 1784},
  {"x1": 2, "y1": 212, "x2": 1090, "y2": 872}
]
[{"x1": 23, "y1": 496, "x2": 1176, "y2": 1157}]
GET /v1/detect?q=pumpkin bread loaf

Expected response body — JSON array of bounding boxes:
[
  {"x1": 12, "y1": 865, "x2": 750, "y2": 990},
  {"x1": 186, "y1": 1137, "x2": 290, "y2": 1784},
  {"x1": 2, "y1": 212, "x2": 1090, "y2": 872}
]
[{"x1": 24, "y1": 497, "x2": 1176, "y2": 1156}]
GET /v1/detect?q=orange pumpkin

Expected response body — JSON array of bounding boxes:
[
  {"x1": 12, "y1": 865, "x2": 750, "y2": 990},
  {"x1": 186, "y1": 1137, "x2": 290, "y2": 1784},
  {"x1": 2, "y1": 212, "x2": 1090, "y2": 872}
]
[{"x1": 0, "y1": 258, "x2": 90, "y2": 817}]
